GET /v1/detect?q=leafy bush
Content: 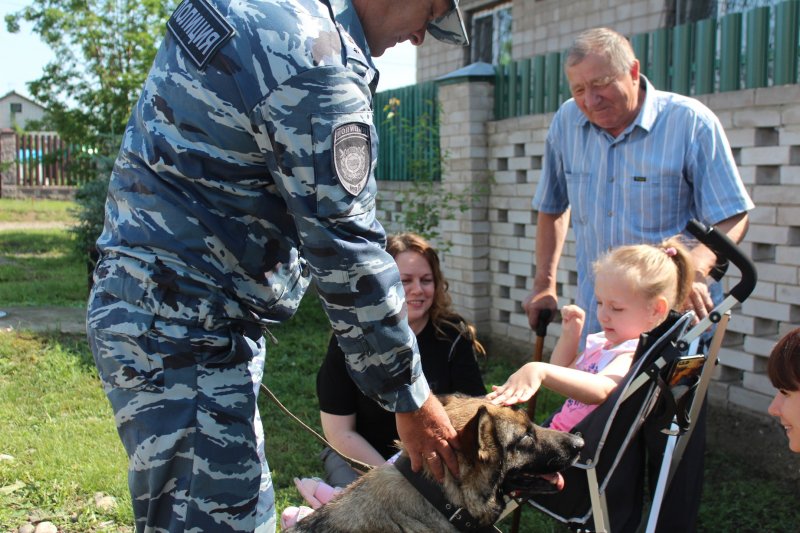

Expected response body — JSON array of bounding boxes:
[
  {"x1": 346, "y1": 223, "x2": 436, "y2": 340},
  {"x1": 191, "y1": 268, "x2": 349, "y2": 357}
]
[
  {"x1": 68, "y1": 136, "x2": 118, "y2": 279},
  {"x1": 69, "y1": 175, "x2": 109, "y2": 270}
]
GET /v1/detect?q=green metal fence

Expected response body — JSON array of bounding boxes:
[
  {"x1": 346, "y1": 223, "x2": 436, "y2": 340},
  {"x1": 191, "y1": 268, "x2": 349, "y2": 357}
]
[
  {"x1": 373, "y1": 81, "x2": 440, "y2": 181},
  {"x1": 494, "y1": 0, "x2": 800, "y2": 120}
]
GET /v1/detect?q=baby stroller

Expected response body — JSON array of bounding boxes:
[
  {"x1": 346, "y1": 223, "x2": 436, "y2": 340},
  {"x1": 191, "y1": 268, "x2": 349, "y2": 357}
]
[{"x1": 506, "y1": 219, "x2": 758, "y2": 533}]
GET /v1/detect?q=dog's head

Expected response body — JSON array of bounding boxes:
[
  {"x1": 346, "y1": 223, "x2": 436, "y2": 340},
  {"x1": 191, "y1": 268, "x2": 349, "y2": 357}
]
[{"x1": 442, "y1": 394, "x2": 584, "y2": 499}]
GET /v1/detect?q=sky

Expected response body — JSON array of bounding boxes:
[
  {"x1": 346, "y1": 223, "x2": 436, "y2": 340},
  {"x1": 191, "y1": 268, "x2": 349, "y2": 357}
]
[
  {"x1": 0, "y1": 0, "x2": 54, "y2": 100},
  {"x1": 0, "y1": 1, "x2": 416, "y2": 101}
]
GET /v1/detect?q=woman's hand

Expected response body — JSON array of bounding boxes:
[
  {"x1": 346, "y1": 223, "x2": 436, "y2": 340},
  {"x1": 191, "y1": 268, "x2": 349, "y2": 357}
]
[{"x1": 486, "y1": 362, "x2": 543, "y2": 406}]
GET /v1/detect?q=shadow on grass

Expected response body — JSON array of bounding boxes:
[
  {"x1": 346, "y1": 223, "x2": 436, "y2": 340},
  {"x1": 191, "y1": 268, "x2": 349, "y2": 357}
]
[
  {"x1": 0, "y1": 331, "x2": 96, "y2": 377},
  {"x1": 0, "y1": 230, "x2": 75, "y2": 255},
  {"x1": 0, "y1": 229, "x2": 88, "y2": 307}
]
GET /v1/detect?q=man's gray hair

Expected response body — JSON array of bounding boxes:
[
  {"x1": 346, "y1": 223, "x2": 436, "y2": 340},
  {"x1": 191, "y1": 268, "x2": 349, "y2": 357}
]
[{"x1": 565, "y1": 27, "x2": 636, "y2": 75}]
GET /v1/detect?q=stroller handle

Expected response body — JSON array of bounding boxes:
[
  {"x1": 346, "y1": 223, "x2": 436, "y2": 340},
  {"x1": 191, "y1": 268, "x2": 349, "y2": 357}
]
[{"x1": 686, "y1": 219, "x2": 757, "y2": 303}]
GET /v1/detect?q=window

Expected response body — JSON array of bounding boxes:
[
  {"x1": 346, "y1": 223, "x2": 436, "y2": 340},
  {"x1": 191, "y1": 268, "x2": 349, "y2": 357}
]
[
  {"x1": 470, "y1": 2, "x2": 512, "y2": 66},
  {"x1": 10, "y1": 103, "x2": 22, "y2": 113},
  {"x1": 717, "y1": 0, "x2": 784, "y2": 16},
  {"x1": 668, "y1": 0, "x2": 783, "y2": 24},
  {"x1": 670, "y1": 0, "x2": 716, "y2": 24}
]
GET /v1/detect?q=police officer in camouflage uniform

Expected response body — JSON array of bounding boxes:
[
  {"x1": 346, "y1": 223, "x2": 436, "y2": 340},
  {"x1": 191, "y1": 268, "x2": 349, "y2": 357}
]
[{"x1": 86, "y1": 0, "x2": 470, "y2": 531}]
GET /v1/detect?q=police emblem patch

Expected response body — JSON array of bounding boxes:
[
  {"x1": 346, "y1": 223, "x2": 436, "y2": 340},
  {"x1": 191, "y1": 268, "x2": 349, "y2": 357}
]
[{"x1": 333, "y1": 122, "x2": 371, "y2": 196}]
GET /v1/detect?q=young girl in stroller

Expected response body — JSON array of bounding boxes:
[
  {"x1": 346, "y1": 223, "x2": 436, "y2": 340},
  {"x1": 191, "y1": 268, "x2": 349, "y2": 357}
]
[{"x1": 487, "y1": 238, "x2": 694, "y2": 431}]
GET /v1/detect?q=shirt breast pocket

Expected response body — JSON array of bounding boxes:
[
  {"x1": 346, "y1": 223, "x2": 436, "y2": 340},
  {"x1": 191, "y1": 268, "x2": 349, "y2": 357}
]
[
  {"x1": 564, "y1": 171, "x2": 593, "y2": 225},
  {"x1": 622, "y1": 173, "x2": 684, "y2": 233},
  {"x1": 311, "y1": 112, "x2": 377, "y2": 219}
]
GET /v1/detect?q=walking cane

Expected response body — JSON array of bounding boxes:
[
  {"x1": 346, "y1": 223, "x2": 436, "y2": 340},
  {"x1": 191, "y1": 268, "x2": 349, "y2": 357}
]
[{"x1": 509, "y1": 308, "x2": 553, "y2": 533}]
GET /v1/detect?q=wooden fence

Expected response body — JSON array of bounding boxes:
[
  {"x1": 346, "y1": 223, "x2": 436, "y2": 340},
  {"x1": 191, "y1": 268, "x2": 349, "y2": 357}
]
[
  {"x1": 494, "y1": 0, "x2": 800, "y2": 119},
  {"x1": 12, "y1": 132, "x2": 95, "y2": 187}
]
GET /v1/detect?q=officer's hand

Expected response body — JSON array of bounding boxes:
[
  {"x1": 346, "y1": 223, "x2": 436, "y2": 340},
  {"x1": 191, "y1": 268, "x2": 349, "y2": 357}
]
[
  {"x1": 523, "y1": 289, "x2": 558, "y2": 331},
  {"x1": 396, "y1": 394, "x2": 459, "y2": 483}
]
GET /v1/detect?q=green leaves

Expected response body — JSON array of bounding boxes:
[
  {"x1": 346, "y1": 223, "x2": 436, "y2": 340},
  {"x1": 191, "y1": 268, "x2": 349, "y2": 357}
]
[{"x1": 5, "y1": 0, "x2": 176, "y2": 148}]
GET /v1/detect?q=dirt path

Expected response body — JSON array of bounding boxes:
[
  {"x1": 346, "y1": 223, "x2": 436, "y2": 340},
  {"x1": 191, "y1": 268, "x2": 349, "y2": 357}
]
[
  {"x1": 0, "y1": 221, "x2": 76, "y2": 230},
  {"x1": 0, "y1": 306, "x2": 86, "y2": 334}
]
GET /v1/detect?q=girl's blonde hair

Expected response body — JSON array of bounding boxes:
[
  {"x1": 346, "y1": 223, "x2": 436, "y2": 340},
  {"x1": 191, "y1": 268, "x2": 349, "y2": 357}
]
[
  {"x1": 387, "y1": 232, "x2": 485, "y2": 357},
  {"x1": 592, "y1": 237, "x2": 695, "y2": 313}
]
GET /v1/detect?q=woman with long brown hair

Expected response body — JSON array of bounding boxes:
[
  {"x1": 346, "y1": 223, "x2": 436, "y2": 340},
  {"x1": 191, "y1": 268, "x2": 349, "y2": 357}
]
[
  {"x1": 767, "y1": 328, "x2": 800, "y2": 453},
  {"x1": 316, "y1": 232, "x2": 486, "y2": 487}
]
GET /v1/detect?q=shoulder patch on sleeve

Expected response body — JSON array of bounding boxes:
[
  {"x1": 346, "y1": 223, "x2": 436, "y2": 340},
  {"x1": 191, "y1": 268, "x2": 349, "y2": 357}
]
[
  {"x1": 333, "y1": 122, "x2": 371, "y2": 196},
  {"x1": 167, "y1": 0, "x2": 235, "y2": 70}
]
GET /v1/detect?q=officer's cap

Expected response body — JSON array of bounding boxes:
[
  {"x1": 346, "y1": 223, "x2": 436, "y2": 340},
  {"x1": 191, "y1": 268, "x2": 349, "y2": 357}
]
[{"x1": 428, "y1": 0, "x2": 469, "y2": 47}]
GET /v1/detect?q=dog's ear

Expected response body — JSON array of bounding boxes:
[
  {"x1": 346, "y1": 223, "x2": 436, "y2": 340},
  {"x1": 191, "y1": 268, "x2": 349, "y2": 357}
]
[{"x1": 457, "y1": 406, "x2": 499, "y2": 464}]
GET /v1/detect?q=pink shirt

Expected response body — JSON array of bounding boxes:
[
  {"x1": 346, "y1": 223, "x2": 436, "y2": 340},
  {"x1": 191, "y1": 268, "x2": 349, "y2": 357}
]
[{"x1": 549, "y1": 332, "x2": 639, "y2": 432}]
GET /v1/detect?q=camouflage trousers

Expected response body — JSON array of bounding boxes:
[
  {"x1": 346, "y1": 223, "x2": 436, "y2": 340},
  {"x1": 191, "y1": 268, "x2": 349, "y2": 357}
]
[{"x1": 87, "y1": 286, "x2": 276, "y2": 533}]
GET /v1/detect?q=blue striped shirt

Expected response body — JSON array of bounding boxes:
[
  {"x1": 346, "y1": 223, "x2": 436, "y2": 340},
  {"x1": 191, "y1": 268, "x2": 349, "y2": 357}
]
[{"x1": 533, "y1": 76, "x2": 754, "y2": 337}]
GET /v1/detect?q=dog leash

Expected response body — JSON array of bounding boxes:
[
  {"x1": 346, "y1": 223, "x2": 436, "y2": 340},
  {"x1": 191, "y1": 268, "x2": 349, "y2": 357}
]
[{"x1": 259, "y1": 382, "x2": 374, "y2": 473}]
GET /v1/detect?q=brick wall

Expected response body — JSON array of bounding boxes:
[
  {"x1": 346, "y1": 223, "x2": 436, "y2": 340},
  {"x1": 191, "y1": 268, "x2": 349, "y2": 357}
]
[
  {"x1": 418, "y1": 0, "x2": 669, "y2": 83},
  {"x1": 512, "y1": 0, "x2": 667, "y2": 59},
  {"x1": 375, "y1": 180, "x2": 410, "y2": 236},
  {"x1": 694, "y1": 86, "x2": 800, "y2": 414},
  {"x1": 416, "y1": 38, "x2": 469, "y2": 84}
]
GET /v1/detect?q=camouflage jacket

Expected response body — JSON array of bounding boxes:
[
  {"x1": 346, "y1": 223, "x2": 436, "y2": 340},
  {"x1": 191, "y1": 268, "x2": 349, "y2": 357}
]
[{"x1": 93, "y1": 0, "x2": 430, "y2": 412}]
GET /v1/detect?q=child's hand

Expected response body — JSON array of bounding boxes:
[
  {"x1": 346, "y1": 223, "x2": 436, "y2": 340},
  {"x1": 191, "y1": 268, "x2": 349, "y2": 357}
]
[
  {"x1": 293, "y1": 477, "x2": 342, "y2": 509},
  {"x1": 560, "y1": 305, "x2": 585, "y2": 337},
  {"x1": 486, "y1": 363, "x2": 542, "y2": 406}
]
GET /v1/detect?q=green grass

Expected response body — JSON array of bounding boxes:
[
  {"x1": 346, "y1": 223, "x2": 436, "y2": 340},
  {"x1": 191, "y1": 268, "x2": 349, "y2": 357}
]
[
  {"x1": 0, "y1": 228, "x2": 88, "y2": 306},
  {"x1": 4, "y1": 295, "x2": 796, "y2": 532},
  {"x1": 696, "y1": 452, "x2": 796, "y2": 532},
  {"x1": 0, "y1": 198, "x2": 77, "y2": 224},
  {"x1": 0, "y1": 332, "x2": 131, "y2": 532},
  {"x1": 0, "y1": 198, "x2": 796, "y2": 532}
]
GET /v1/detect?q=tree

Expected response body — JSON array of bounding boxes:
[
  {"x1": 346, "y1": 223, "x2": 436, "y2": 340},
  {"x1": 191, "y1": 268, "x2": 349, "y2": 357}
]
[
  {"x1": 6, "y1": 0, "x2": 176, "y2": 281},
  {"x1": 5, "y1": 0, "x2": 176, "y2": 147}
]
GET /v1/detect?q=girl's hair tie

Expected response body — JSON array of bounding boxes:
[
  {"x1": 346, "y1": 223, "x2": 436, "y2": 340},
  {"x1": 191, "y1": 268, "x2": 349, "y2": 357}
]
[{"x1": 663, "y1": 247, "x2": 677, "y2": 257}]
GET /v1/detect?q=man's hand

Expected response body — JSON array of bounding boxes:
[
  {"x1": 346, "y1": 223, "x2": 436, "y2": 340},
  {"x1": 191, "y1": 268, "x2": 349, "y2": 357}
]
[
  {"x1": 523, "y1": 289, "x2": 558, "y2": 331},
  {"x1": 395, "y1": 394, "x2": 459, "y2": 482},
  {"x1": 685, "y1": 212, "x2": 749, "y2": 324},
  {"x1": 686, "y1": 275, "x2": 714, "y2": 323}
]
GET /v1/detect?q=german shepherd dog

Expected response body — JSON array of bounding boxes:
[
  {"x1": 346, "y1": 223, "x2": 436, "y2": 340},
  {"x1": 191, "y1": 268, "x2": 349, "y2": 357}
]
[{"x1": 286, "y1": 394, "x2": 584, "y2": 532}]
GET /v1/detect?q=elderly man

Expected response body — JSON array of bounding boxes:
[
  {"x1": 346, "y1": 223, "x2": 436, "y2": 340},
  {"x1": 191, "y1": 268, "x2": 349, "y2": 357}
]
[
  {"x1": 524, "y1": 27, "x2": 753, "y2": 532},
  {"x1": 87, "y1": 1, "x2": 470, "y2": 532}
]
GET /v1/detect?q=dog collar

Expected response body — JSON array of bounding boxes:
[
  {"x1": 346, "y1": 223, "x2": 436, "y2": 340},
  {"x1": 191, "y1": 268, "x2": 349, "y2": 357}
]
[{"x1": 394, "y1": 455, "x2": 501, "y2": 533}]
